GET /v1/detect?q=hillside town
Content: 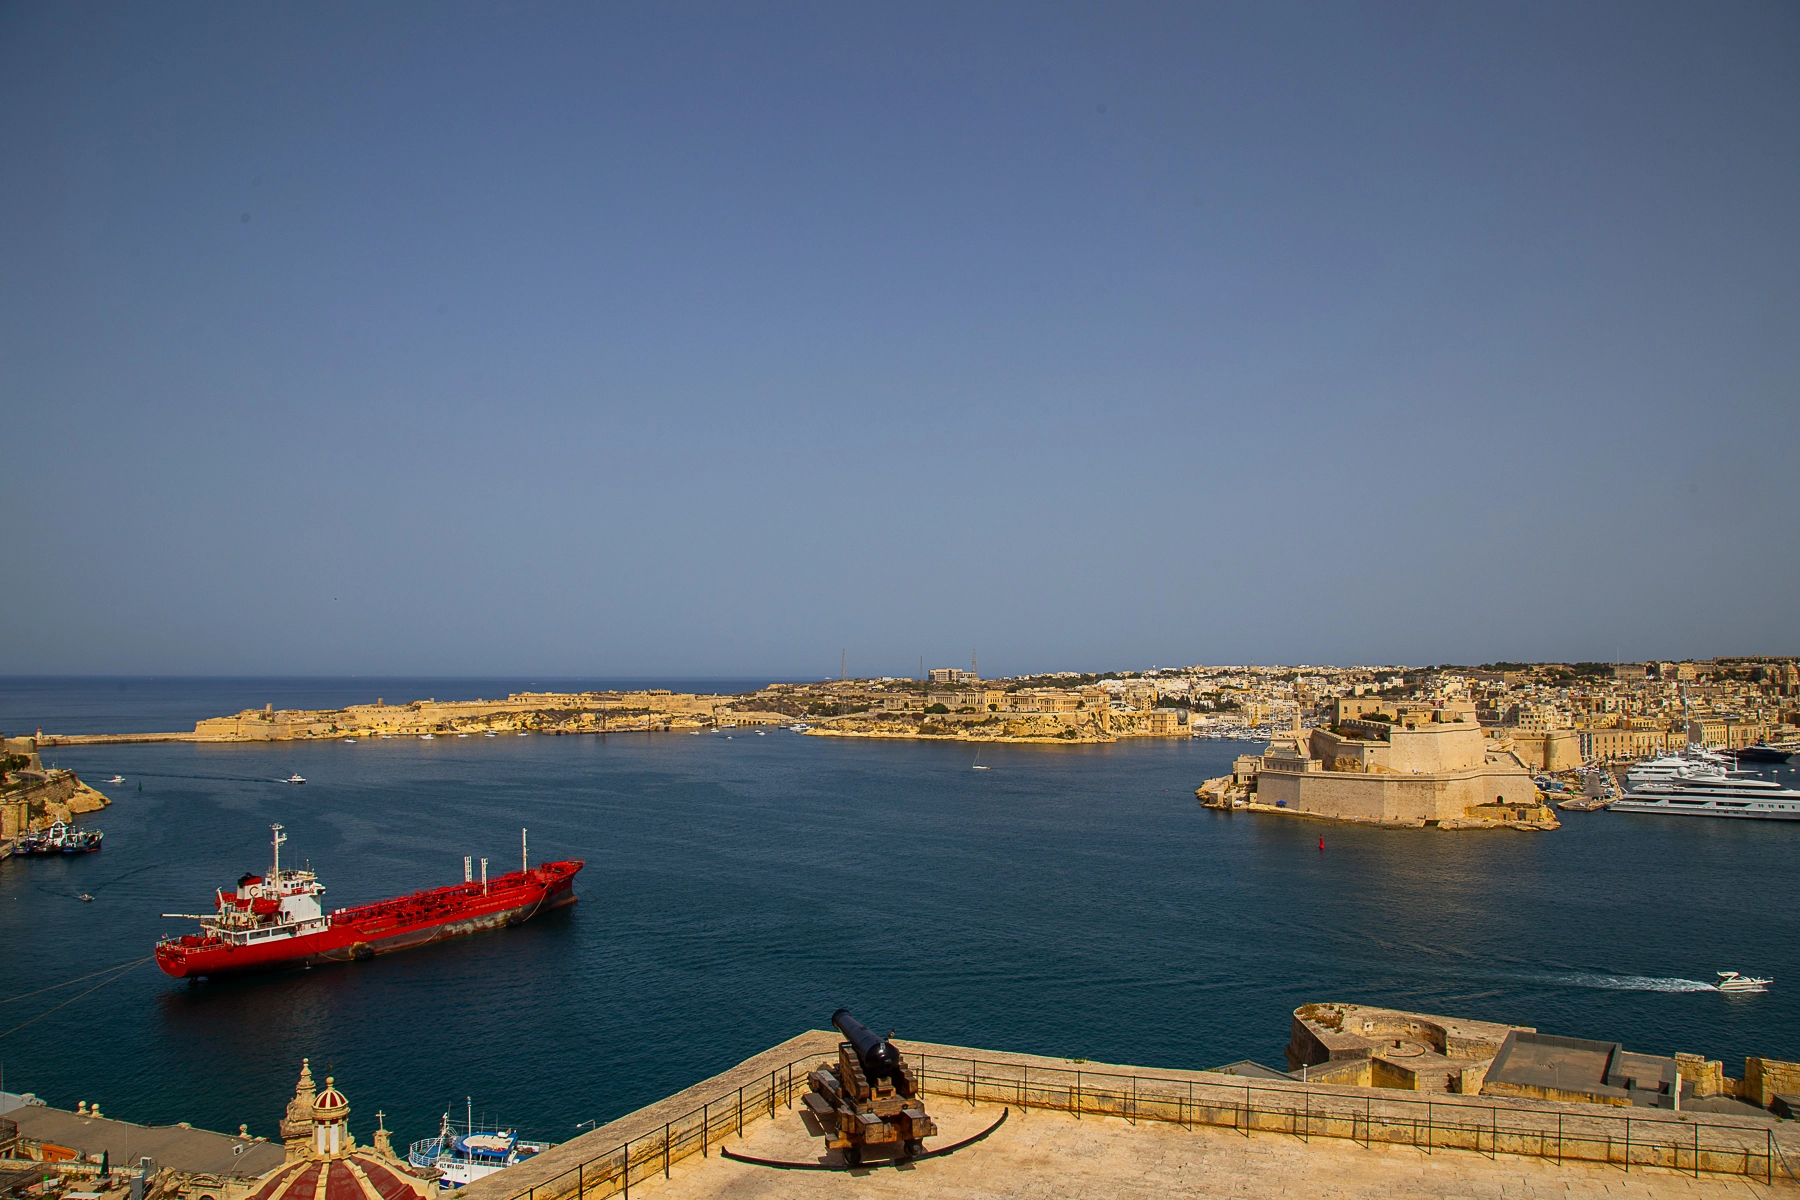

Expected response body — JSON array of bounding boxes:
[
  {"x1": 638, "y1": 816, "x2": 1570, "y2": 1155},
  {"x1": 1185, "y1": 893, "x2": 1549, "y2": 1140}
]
[{"x1": 29, "y1": 657, "x2": 1800, "y2": 754}]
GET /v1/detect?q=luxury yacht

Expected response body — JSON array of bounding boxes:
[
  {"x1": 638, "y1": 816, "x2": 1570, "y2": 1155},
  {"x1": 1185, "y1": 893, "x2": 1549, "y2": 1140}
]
[
  {"x1": 1716, "y1": 971, "x2": 1772, "y2": 993},
  {"x1": 1624, "y1": 748, "x2": 1739, "y2": 790},
  {"x1": 1613, "y1": 773, "x2": 1800, "y2": 820}
]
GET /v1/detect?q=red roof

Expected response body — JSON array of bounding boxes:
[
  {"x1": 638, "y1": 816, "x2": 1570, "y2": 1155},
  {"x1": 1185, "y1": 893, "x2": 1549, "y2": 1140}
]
[{"x1": 244, "y1": 1154, "x2": 427, "y2": 1200}]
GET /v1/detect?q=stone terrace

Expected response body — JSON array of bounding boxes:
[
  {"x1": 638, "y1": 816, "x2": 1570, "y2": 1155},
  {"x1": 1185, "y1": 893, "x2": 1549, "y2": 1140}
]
[{"x1": 453, "y1": 1033, "x2": 1800, "y2": 1200}]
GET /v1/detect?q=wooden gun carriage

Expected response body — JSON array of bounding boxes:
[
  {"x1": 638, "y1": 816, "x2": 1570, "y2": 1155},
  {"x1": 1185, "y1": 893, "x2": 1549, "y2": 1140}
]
[{"x1": 802, "y1": 1009, "x2": 936, "y2": 1165}]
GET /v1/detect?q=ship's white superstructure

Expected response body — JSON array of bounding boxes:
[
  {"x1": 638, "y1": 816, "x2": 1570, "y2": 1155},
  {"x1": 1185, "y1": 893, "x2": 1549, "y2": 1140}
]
[
  {"x1": 1613, "y1": 774, "x2": 1800, "y2": 820},
  {"x1": 1624, "y1": 747, "x2": 1739, "y2": 791}
]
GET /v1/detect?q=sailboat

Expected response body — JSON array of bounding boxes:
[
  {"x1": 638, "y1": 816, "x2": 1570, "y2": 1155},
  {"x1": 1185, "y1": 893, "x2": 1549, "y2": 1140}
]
[{"x1": 972, "y1": 748, "x2": 991, "y2": 771}]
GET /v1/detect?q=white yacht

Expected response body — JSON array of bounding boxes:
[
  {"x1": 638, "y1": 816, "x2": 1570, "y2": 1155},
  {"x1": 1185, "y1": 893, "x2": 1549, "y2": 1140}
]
[
  {"x1": 1612, "y1": 773, "x2": 1800, "y2": 820},
  {"x1": 1716, "y1": 971, "x2": 1772, "y2": 993},
  {"x1": 285, "y1": 773, "x2": 306, "y2": 785},
  {"x1": 1624, "y1": 746, "x2": 1743, "y2": 790}
]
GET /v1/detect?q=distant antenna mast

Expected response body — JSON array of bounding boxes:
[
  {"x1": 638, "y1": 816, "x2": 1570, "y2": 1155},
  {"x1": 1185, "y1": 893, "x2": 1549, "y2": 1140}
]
[
  {"x1": 919, "y1": 655, "x2": 924, "y2": 682},
  {"x1": 972, "y1": 649, "x2": 978, "y2": 680},
  {"x1": 841, "y1": 649, "x2": 847, "y2": 682}
]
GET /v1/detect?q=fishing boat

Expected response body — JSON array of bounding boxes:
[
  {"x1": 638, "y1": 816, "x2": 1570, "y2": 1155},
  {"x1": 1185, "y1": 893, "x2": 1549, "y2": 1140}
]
[
  {"x1": 155, "y1": 825, "x2": 582, "y2": 978},
  {"x1": 1716, "y1": 971, "x2": 1772, "y2": 993},
  {"x1": 407, "y1": 1103, "x2": 552, "y2": 1190},
  {"x1": 16, "y1": 820, "x2": 104, "y2": 855}
]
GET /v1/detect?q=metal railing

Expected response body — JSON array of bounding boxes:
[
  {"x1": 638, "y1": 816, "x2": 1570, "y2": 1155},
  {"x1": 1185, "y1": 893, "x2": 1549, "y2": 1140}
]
[{"x1": 494, "y1": 1051, "x2": 1796, "y2": 1200}]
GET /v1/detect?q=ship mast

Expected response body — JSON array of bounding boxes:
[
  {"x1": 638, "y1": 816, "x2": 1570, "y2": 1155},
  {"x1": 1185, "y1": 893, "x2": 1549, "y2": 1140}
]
[
  {"x1": 521, "y1": 828, "x2": 528, "y2": 874},
  {"x1": 271, "y1": 823, "x2": 287, "y2": 883}
]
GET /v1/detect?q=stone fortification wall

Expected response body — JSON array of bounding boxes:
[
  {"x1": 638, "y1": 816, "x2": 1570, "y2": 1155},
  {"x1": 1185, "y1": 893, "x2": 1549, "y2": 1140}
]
[
  {"x1": 1310, "y1": 722, "x2": 1488, "y2": 775},
  {"x1": 1255, "y1": 765, "x2": 1541, "y2": 823},
  {"x1": 1508, "y1": 730, "x2": 1583, "y2": 772},
  {"x1": 1, "y1": 770, "x2": 109, "y2": 838},
  {"x1": 1744, "y1": 1057, "x2": 1800, "y2": 1108}
]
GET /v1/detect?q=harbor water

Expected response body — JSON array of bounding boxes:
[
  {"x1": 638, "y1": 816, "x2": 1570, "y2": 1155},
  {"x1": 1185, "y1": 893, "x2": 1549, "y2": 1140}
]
[{"x1": 2, "y1": 678, "x2": 1796, "y2": 1150}]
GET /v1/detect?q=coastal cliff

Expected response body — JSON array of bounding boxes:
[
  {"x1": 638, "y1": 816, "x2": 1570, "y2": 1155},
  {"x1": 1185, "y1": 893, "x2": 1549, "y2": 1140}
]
[{"x1": 2, "y1": 738, "x2": 111, "y2": 839}]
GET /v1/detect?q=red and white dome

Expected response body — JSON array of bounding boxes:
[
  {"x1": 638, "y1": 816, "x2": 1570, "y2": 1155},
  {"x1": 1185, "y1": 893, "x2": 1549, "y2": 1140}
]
[
  {"x1": 313, "y1": 1078, "x2": 351, "y2": 1121},
  {"x1": 245, "y1": 1152, "x2": 432, "y2": 1200}
]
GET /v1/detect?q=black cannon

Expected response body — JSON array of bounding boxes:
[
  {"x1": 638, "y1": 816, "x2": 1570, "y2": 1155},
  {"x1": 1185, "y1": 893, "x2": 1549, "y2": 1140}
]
[
  {"x1": 804, "y1": 1009, "x2": 936, "y2": 1165},
  {"x1": 831, "y1": 1008, "x2": 911, "y2": 1093}
]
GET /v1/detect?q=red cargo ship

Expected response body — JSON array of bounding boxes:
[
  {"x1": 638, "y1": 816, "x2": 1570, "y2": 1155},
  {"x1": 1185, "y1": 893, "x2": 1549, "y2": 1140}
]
[{"x1": 156, "y1": 824, "x2": 582, "y2": 978}]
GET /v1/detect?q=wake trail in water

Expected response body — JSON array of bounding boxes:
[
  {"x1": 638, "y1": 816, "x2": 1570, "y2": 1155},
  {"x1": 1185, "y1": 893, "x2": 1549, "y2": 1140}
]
[
  {"x1": 1528, "y1": 973, "x2": 1717, "y2": 993},
  {"x1": 111, "y1": 771, "x2": 292, "y2": 784}
]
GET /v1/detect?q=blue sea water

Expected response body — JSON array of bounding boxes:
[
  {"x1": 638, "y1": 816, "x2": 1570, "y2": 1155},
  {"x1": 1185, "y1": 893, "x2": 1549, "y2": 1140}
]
[{"x1": 1, "y1": 678, "x2": 1796, "y2": 1151}]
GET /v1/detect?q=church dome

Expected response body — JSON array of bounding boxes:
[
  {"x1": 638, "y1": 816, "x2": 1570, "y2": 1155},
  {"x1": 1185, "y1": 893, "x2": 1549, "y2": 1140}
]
[{"x1": 313, "y1": 1077, "x2": 350, "y2": 1120}]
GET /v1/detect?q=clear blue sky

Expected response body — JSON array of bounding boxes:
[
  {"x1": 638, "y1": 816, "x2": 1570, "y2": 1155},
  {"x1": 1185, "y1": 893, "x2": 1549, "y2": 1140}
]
[{"x1": 2, "y1": 3, "x2": 1795, "y2": 677}]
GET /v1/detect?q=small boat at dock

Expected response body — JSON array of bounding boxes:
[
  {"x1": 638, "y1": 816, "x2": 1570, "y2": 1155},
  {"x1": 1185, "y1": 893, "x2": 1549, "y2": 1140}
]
[
  {"x1": 16, "y1": 820, "x2": 104, "y2": 855},
  {"x1": 407, "y1": 1103, "x2": 552, "y2": 1189}
]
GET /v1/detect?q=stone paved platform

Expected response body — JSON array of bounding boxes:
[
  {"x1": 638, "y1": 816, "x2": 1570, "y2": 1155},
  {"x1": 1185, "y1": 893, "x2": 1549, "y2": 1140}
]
[{"x1": 637, "y1": 1099, "x2": 1790, "y2": 1199}]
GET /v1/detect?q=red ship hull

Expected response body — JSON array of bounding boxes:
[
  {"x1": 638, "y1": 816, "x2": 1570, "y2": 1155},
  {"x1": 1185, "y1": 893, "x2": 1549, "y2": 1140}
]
[{"x1": 155, "y1": 860, "x2": 582, "y2": 978}]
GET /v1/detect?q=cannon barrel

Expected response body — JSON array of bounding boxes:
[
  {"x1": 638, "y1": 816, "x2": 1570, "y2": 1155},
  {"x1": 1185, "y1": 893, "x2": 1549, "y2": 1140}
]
[{"x1": 832, "y1": 1008, "x2": 902, "y2": 1078}]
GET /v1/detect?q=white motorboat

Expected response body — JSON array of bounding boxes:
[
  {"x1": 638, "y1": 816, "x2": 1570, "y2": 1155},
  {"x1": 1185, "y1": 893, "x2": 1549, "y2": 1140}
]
[
  {"x1": 286, "y1": 774, "x2": 306, "y2": 785},
  {"x1": 343, "y1": 738, "x2": 357, "y2": 743},
  {"x1": 108, "y1": 775, "x2": 126, "y2": 785},
  {"x1": 420, "y1": 733, "x2": 435, "y2": 740},
  {"x1": 1716, "y1": 971, "x2": 1772, "y2": 993}
]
